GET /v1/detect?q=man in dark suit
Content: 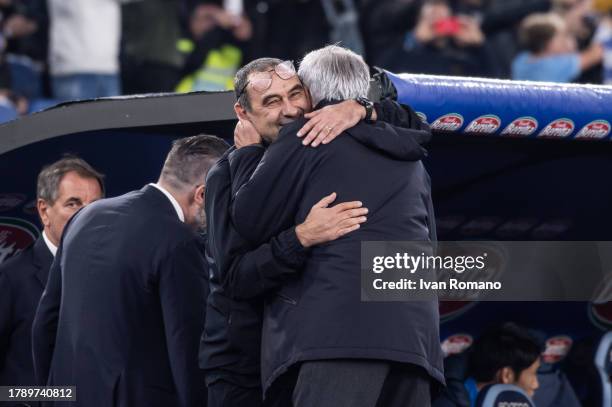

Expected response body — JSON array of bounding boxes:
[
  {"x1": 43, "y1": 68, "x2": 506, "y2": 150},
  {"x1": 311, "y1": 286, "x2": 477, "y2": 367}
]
[
  {"x1": 202, "y1": 109, "x2": 370, "y2": 407},
  {"x1": 230, "y1": 46, "x2": 444, "y2": 406},
  {"x1": 0, "y1": 157, "x2": 104, "y2": 405},
  {"x1": 202, "y1": 57, "x2": 434, "y2": 407},
  {"x1": 32, "y1": 135, "x2": 228, "y2": 407}
]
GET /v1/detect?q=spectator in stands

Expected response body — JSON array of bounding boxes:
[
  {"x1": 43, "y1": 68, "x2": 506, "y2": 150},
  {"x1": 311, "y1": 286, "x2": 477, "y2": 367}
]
[
  {"x1": 359, "y1": 0, "x2": 421, "y2": 66},
  {"x1": 593, "y1": 0, "x2": 612, "y2": 84},
  {"x1": 380, "y1": 0, "x2": 495, "y2": 77},
  {"x1": 176, "y1": 1, "x2": 252, "y2": 92},
  {"x1": 121, "y1": 0, "x2": 184, "y2": 94},
  {"x1": 244, "y1": 0, "x2": 330, "y2": 61},
  {"x1": 47, "y1": 0, "x2": 123, "y2": 101},
  {"x1": 0, "y1": 0, "x2": 48, "y2": 101},
  {"x1": 467, "y1": 323, "x2": 542, "y2": 402},
  {"x1": 512, "y1": 12, "x2": 603, "y2": 82},
  {"x1": 0, "y1": 157, "x2": 104, "y2": 396},
  {"x1": 553, "y1": 0, "x2": 604, "y2": 82},
  {"x1": 454, "y1": 0, "x2": 552, "y2": 78}
]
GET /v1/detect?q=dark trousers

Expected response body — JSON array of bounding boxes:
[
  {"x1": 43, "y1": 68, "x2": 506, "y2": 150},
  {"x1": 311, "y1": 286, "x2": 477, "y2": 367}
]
[
  {"x1": 283, "y1": 360, "x2": 432, "y2": 407},
  {"x1": 207, "y1": 380, "x2": 263, "y2": 407}
]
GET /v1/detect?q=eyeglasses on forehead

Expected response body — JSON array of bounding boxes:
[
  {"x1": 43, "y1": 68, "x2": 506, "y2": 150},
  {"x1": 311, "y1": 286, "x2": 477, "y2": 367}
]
[{"x1": 236, "y1": 60, "x2": 297, "y2": 99}]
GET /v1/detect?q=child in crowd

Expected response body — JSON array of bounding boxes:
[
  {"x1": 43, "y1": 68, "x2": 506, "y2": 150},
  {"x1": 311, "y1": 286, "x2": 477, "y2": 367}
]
[{"x1": 512, "y1": 12, "x2": 603, "y2": 82}]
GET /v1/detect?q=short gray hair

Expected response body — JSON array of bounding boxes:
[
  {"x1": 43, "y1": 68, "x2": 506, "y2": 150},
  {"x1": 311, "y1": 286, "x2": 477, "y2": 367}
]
[
  {"x1": 37, "y1": 156, "x2": 105, "y2": 204},
  {"x1": 234, "y1": 57, "x2": 283, "y2": 112},
  {"x1": 160, "y1": 134, "x2": 228, "y2": 191},
  {"x1": 298, "y1": 45, "x2": 370, "y2": 106}
]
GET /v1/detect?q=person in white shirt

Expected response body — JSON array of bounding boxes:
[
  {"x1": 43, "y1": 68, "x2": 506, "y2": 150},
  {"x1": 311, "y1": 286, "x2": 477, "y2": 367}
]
[{"x1": 47, "y1": 0, "x2": 124, "y2": 101}]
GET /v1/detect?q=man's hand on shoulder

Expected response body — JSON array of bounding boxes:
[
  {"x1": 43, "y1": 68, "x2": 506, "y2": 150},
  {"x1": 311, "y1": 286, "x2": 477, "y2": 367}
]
[
  {"x1": 234, "y1": 119, "x2": 262, "y2": 148},
  {"x1": 297, "y1": 99, "x2": 377, "y2": 148},
  {"x1": 295, "y1": 192, "x2": 368, "y2": 248}
]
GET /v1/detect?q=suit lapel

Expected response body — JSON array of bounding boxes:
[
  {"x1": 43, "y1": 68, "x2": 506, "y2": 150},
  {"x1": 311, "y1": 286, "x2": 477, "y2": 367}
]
[{"x1": 31, "y1": 236, "x2": 54, "y2": 288}]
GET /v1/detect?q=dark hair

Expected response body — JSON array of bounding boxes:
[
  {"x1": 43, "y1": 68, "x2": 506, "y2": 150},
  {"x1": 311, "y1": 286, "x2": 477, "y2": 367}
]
[
  {"x1": 37, "y1": 156, "x2": 105, "y2": 203},
  {"x1": 234, "y1": 57, "x2": 283, "y2": 111},
  {"x1": 519, "y1": 13, "x2": 564, "y2": 54},
  {"x1": 469, "y1": 322, "x2": 542, "y2": 382},
  {"x1": 160, "y1": 134, "x2": 228, "y2": 190}
]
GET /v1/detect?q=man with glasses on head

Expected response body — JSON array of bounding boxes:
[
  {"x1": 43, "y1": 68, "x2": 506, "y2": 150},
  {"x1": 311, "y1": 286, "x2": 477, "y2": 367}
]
[
  {"x1": 201, "y1": 56, "x2": 432, "y2": 406},
  {"x1": 229, "y1": 46, "x2": 442, "y2": 406}
]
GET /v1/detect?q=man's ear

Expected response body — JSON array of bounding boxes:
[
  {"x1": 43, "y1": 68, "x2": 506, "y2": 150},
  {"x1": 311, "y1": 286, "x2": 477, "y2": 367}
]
[
  {"x1": 497, "y1": 367, "x2": 516, "y2": 385},
  {"x1": 194, "y1": 184, "x2": 205, "y2": 206},
  {"x1": 234, "y1": 102, "x2": 249, "y2": 121},
  {"x1": 37, "y1": 198, "x2": 50, "y2": 228}
]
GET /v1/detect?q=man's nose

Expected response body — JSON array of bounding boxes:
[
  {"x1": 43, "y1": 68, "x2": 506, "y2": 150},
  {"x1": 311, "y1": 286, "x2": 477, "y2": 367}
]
[{"x1": 281, "y1": 99, "x2": 301, "y2": 118}]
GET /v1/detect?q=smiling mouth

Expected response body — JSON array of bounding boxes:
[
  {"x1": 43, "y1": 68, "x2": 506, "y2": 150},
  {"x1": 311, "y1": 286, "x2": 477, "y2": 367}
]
[{"x1": 279, "y1": 117, "x2": 298, "y2": 126}]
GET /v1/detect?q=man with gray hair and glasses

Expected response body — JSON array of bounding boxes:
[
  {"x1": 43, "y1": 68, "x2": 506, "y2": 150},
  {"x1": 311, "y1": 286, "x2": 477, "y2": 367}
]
[
  {"x1": 0, "y1": 156, "x2": 104, "y2": 400},
  {"x1": 229, "y1": 45, "x2": 443, "y2": 406}
]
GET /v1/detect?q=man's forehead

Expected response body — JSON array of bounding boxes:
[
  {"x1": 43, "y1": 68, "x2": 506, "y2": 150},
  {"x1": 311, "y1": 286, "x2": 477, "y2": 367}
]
[
  {"x1": 249, "y1": 73, "x2": 304, "y2": 100},
  {"x1": 58, "y1": 172, "x2": 99, "y2": 195}
]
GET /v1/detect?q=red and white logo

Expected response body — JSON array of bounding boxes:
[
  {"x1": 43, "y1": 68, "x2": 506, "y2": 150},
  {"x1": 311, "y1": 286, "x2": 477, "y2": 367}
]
[
  {"x1": 431, "y1": 114, "x2": 464, "y2": 132},
  {"x1": 537, "y1": 119, "x2": 575, "y2": 139},
  {"x1": 465, "y1": 115, "x2": 501, "y2": 134},
  {"x1": 575, "y1": 120, "x2": 611, "y2": 140},
  {"x1": 542, "y1": 336, "x2": 573, "y2": 364},
  {"x1": 441, "y1": 334, "x2": 474, "y2": 357},
  {"x1": 501, "y1": 117, "x2": 538, "y2": 137},
  {"x1": 0, "y1": 193, "x2": 26, "y2": 212},
  {"x1": 0, "y1": 217, "x2": 39, "y2": 265}
]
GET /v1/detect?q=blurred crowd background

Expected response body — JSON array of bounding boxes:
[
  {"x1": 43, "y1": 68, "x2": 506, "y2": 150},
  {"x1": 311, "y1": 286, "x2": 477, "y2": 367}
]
[{"x1": 0, "y1": 0, "x2": 611, "y2": 122}]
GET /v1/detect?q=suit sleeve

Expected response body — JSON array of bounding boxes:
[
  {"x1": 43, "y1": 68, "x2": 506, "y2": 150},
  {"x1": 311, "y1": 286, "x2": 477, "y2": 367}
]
[
  {"x1": 228, "y1": 144, "x2": 265, "y2": 196},
  {"x1": 159, "y1": 238, "x2": 207, "y2": 407},
  {"x1": 221, "y1": 227, "x2": 308, "y2": 300},
  {"x1": 32, "y1": 249, "x2": 62, "y2": 385},
  {"x1": 208, "y1": 150, "x2": 308, "y2": 300},
  {"x1": 374, "y1": 98, "x2": 430, "y2": 133},
  {"x1": 0, "y1": 270, "x2": 13, "y2": 370},
  {"x1": 230, "y1": 129, "x2": 309, "y2": 246},
  {"x1": 343, "y1": 99, "x2": 431, "y2": 161}
]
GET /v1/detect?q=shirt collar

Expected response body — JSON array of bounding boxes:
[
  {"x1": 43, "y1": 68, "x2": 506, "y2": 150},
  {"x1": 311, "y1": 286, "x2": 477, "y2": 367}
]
[
  {"x1": 149, "y1": 183, "x2": 185, "y2": 222},
  {"x1": 42, "y1": 230, "x2": 58, "y2": 257}
]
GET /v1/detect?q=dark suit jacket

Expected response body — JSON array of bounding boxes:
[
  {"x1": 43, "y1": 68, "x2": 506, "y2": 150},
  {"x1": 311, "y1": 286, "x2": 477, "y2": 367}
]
[
  {"x1": 0, "y1": 237, "x2": 52, "y2": 406},
  {"x1": 32, "y1": 185, "x2": 207, "y2": 407},
  {"x1": 201, "y1": 99, "x2": 431, "y2": 390},
  {"x1": 231, "y1": 101, "x2": 444, "y2": 394},
  {"x1": 200, "y1": 146, "x2": 309, "y2": 388}
]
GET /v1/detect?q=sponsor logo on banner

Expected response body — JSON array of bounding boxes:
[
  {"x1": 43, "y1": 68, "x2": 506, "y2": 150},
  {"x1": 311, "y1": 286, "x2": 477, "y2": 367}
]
[
  {"x1": 538, "y1": 119, "x2": 575, "y2": 139},
  {"x1": 431, "y1": 113, "x2": 464, "y2": 132},
  {"x1": 0, "y1": 193, "x2": 26, "y2": 212},
  {"x1": 465, "y1": 115, "x2": 501, "y2": 134},
  {"x1": 0, "y1": 217, "x2": 39, "y2": 265},
  {"x1": 500, "y1": 117, "x2": 538, "y2": 137},
  {"x1": 542, "y1": 336, "x2": 573, "y2": 364},
  {"x1": 416, "y1": 112, "x2": 428, "y2": 123},
  {"x1": 441, "y1": 334, "x2": 473, "y2": 357},
  {"x1": 575, "y1": 120, "x2": 611, "y2": 140}
]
